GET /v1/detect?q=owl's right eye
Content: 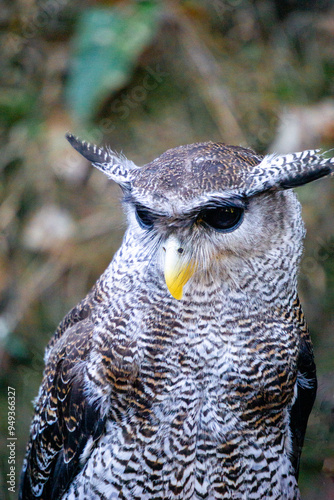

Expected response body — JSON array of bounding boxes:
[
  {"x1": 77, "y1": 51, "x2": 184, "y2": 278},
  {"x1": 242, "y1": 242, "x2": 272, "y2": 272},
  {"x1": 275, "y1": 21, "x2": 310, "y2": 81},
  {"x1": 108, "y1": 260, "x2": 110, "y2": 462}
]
[{"x1": 135, "y1": 205, "x2": 156, "y2": 229}]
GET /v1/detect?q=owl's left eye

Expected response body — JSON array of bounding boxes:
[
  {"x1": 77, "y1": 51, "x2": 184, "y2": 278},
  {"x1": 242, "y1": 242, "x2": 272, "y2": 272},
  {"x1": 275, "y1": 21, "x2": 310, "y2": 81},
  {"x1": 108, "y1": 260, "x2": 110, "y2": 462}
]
[
  {"x1": 135, "y1": 205, "x2": 156, "y2": 229},
  {"x1": 200, "y1": 206, "x2": 244, "y2": 232}
]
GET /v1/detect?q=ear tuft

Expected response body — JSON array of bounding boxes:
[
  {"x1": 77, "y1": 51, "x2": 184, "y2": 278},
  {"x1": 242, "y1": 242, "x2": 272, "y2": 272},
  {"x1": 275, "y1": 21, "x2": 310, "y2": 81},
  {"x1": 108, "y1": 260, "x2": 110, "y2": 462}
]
[
  {"x1": 246, "y1": 149, "x2": 334, "y2": 196},
  {"x1": 66, "y1": 133, "x2": 138, "y2": 187}
]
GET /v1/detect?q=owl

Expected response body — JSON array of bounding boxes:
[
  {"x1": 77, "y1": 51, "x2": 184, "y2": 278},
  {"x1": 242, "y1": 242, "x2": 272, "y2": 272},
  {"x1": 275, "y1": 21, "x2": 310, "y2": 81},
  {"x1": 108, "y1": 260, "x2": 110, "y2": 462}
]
[{"x1": 19, "y1": 135, "x2": 333, "y2": 500}]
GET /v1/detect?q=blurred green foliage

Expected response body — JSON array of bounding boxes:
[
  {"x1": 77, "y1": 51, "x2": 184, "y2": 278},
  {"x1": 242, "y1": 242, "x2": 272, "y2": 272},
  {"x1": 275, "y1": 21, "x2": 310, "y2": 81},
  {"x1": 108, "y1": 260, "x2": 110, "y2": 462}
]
[
  {"x1": 66, "y1": 2, "x2": 161, "y2": 121},
  {"x1": 1, "y1": 0, "x2": 334, "y2": 498}
]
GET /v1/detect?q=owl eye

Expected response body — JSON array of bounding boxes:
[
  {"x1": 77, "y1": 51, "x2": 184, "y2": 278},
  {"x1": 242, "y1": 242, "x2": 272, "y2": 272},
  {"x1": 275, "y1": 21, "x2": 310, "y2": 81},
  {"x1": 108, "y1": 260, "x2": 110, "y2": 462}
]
[
  {"x1": 135, "y1": 205, "x2": 155, "y2": 229},
  {"x1": 200, "y1": 206, "x2": 244, "y2": 232}
]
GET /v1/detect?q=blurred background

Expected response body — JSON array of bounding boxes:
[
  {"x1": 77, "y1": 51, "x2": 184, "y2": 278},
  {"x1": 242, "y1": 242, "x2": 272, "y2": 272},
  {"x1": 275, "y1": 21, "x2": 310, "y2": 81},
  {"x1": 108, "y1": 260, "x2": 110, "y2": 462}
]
[{"x1": 0, "y1": 0, "x2": 334, "y2": 498}]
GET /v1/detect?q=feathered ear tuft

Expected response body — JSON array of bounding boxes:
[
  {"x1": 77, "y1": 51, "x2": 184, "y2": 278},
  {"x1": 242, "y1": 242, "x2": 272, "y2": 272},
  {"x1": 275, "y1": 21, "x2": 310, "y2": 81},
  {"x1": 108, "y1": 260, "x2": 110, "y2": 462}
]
[
  {"x1": 66, "y1": 133, "x2": 138, "y2": 188},
  {"x1": 246, "y1": 149, "x2": 334, "y2": 196}
]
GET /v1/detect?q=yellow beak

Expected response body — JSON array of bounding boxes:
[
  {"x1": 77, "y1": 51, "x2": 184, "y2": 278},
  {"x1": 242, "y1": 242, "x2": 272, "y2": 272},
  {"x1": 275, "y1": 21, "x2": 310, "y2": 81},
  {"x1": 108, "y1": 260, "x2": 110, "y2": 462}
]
[{"x1": 164, "y1": 236, "x2": 196, "y2": 300}]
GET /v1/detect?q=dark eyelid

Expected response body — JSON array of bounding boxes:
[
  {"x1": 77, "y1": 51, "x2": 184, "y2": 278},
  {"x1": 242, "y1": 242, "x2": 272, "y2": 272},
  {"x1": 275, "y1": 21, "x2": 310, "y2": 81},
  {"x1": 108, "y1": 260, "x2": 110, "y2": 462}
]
[
  {"x1": 135, "y1": 204, "x2": 160, "y2": 219},
  {"x1": 135, "y1": 204, "x2": 158, "y2": 229},
  {"x1": 201, "y1": 197, "x2": 247, "y2": 211},
  {"x1": 186, "y1": 198, "x2": 247, "y2": 221}
]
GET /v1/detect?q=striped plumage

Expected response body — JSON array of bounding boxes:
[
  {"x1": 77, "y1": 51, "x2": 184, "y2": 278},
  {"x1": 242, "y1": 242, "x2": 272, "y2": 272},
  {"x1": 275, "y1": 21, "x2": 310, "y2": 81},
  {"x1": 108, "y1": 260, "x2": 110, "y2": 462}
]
[{"x1": 20, "y1": 136, "x2": 333, "y2": 499}]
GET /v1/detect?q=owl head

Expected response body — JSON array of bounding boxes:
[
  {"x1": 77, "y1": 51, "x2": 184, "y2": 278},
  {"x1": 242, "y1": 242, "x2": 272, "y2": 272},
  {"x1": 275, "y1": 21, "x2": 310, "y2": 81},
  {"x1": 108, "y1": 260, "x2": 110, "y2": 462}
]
[{"x1": 67, "y1": 134, "x2": 333, "y2": 300}]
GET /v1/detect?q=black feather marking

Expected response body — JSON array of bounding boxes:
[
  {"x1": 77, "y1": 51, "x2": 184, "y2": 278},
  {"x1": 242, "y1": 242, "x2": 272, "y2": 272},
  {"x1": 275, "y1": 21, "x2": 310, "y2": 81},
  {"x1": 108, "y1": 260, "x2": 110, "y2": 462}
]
[
  {"x1": 289, "y1": 300, "x2": 317, "y2": 479},
  {"x1": 66, "y1": 133, "x2": 110, "y2": 165},
  {"x1": 289, "y1": 343, "x2": 317, "y2": 478},
  {"x1": 279, "y1": 165, "x2": 332, "y2": 189}
]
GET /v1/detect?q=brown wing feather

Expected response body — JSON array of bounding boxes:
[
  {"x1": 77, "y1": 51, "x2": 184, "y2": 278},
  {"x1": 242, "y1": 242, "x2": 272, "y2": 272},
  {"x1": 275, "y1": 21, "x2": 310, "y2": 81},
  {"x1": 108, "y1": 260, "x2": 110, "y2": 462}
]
[{"x1": 19, "y1": 317, "x2": 106, "y2": 500}]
